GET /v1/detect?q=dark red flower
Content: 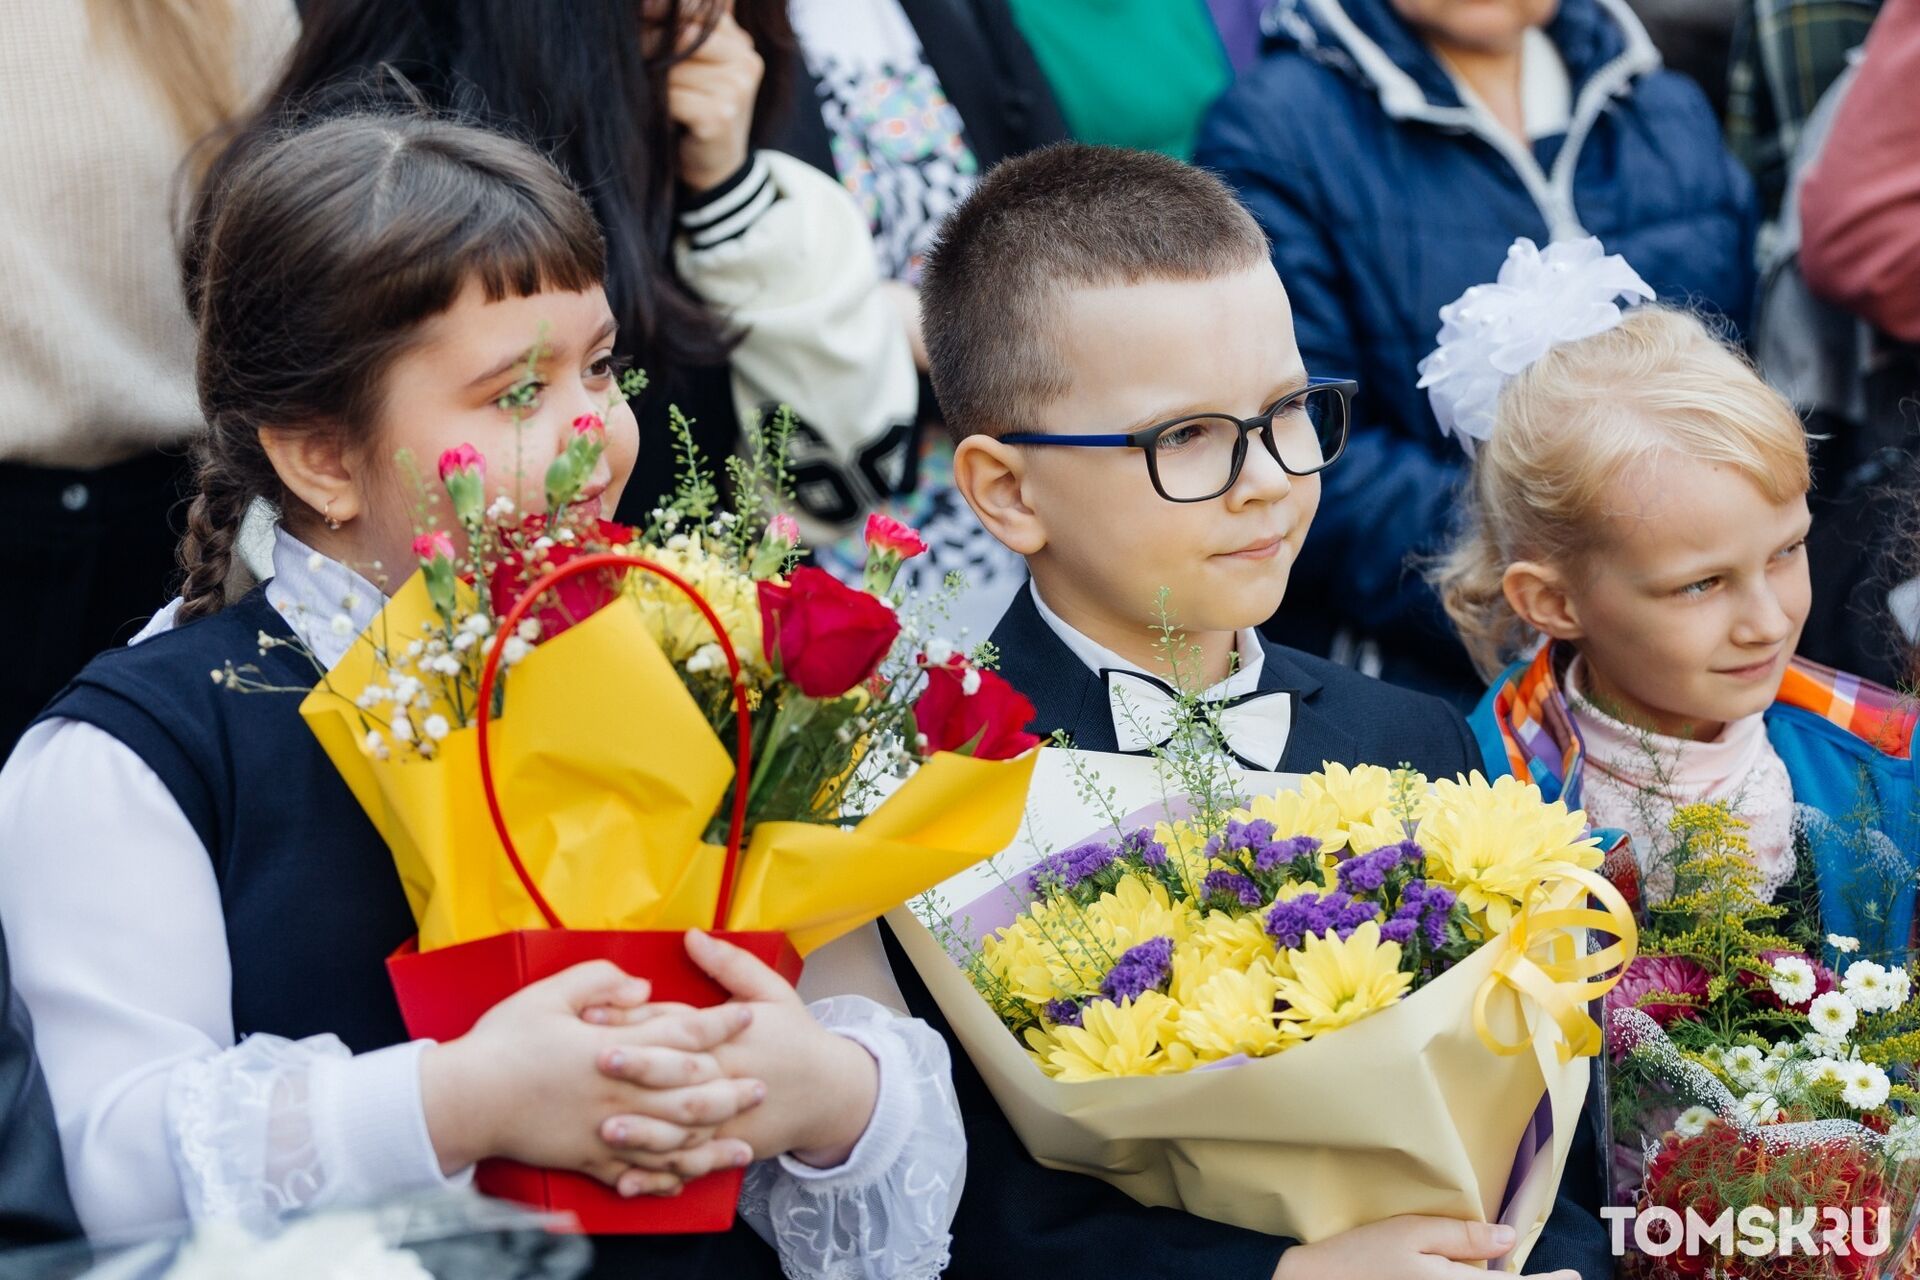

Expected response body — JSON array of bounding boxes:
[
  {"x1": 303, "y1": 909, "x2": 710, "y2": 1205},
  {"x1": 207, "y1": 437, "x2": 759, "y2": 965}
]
[
  {"x1": 913, "y1": 656, "x2": 1040, "y2": 760},
  {"x1": 756, "y1": 566, "x2": 901, "y2": 699},
  {"x1": 1606, "y1": 955, "x2": 1712, "y2": 1029},
  {"x1": 1736, "y1": 949, "x2": 1838, "y2": 1012},
  {"x1": 487, "y1": 515, "x2": 637, "y2": 641}
]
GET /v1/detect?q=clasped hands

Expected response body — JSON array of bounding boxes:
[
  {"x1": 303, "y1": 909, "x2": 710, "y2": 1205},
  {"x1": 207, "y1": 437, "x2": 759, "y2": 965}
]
[{"x1": 422, "y1": 929, "x2": 879, "y2": 1198}]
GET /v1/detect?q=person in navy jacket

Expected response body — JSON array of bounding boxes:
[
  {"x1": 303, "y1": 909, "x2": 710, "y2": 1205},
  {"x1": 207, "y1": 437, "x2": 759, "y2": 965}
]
[{"x1": 1194, "y1": 0, "x2": 1758, "y2": 704}]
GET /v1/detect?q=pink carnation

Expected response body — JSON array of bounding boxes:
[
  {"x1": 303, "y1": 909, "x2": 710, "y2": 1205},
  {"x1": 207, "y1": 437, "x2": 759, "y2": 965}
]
[
  {"x1": 864, "y1": 513, "x2": 927, "y2": 561},
  {"x1": 767, "y1": 513, "x2": 800, "y2": 546},
  {"x1": 437, "y1": 443, "x2": 484, "y2": 481},
  {"x1": 412, "y1": 530, "x2": 456, "y2": 563},
  {"x1": 570, "y1": 413, "x2": 605, "y2": 439}
]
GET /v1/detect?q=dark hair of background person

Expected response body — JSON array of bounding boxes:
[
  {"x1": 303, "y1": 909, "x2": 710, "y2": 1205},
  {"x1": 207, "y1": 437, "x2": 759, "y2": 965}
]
[
  {"x1": 193, "y1": 0, "x2": 796, "y2": 506},
  {"x1": 920, "y1": 142, "x2": 1269, "y2": 443},
  {"x1": 179, "y1": 111, "x2": 606, "y2": 623}
]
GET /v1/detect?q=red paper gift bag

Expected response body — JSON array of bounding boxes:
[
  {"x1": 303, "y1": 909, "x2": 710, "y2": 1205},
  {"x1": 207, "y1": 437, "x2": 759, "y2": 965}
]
[{"x1": 386, "y1": 553, "x2": 800, "y2": 1234}]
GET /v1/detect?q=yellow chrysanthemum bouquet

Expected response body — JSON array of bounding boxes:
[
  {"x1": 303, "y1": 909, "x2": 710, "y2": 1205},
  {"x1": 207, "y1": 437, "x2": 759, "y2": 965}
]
[{"x1": 893, "y1": 731, "x2": 1639, "y2": 1267}]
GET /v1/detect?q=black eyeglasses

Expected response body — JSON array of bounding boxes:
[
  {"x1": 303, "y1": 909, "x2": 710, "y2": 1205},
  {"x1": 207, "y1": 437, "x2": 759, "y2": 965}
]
[{"x1": 1000, "y1": 377, "x2": 1356, "y2": 503}]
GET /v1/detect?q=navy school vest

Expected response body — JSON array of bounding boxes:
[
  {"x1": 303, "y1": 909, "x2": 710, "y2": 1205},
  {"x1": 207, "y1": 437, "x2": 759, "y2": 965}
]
[{"x1": 36, "y1": 588, "x2": 781, "y2": 1277}]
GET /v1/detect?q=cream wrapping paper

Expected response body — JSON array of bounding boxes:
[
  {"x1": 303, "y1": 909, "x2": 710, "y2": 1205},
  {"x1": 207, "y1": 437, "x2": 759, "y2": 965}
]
[{"x1": 888, "y1": 750, "x2": 1626, "y2": 1271}]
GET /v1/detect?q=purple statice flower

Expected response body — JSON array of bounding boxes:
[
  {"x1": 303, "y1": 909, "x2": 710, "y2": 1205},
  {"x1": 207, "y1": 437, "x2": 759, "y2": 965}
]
[
  {"x1": 1265, "y1": 890, "x2": 1381, "y2": 947},
  {"x1": 1418, "y1": 885, "x2": 1457, "y2": 949},
  {"x1": 1264, "y1": 894, "x2": 1318, "y2": 949},
  {"x1": 1100, "y1": 936, "x2": 1175, "y2": 1003},
  {"x1": 1324, "y1": 891, "x2": 1383, "y2": 939},
  {"x1": 1043, "y1": 997, "x2": 1085, "y2": 1028},
  {"x1": 1380, "y1": 915, "x2": 1419, "y2": 944},
  {"x1": 1026, "y1": 840, "x2": 1118, "y2": 895},
  {"x1": 1203, "y1": 869, "x2": 1265, "y2": 909},
  {"x1": 1224, "y1": 818, "x2": 1277, "y2": 851},
  {"x1": 1385, "y1": 839, "x2": 1425, "y2": 868},
  {"x1": 1335, "y1": 848, "x2": 1392, "y2": 895},
  {"x1": 1254, "y1": 834, "x2": 1321, "y2": 874},
  {"x1": 1119, "y1": 828, "x2": 1168, "y2": 868}
]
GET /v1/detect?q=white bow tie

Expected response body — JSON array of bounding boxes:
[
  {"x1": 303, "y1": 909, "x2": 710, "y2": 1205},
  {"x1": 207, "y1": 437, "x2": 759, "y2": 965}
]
[{"x1": 1103, "y1": 669, "x2": 1294, "y2": 771}]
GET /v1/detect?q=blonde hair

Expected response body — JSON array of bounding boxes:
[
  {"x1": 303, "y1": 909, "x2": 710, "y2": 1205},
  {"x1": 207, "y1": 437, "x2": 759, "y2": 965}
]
[
  {"x1": 1434, "y1": 306, "x2": 1811, "y2": 680},
  {"x1": 88, "y1": 0, "x2": 241, "y2": 154}
]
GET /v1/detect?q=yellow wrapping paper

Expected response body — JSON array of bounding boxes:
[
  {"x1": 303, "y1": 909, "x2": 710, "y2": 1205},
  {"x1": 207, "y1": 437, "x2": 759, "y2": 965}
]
[
  {"x1": 886, "y1": 762, "x2": 1636, "y2": 1271},
  {"x1": 302, "y1": 572, "x2": 1037, "y2": 953}
]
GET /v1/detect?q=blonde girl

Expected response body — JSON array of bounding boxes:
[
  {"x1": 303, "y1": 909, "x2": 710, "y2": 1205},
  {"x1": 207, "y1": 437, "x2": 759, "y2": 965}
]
[{"x1": 1429, "y1": 237, "x2": 1920, "y2": 956}]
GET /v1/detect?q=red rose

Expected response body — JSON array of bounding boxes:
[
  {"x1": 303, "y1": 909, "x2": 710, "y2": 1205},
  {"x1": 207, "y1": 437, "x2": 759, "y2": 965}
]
[
  {"x1": 913, "y1": 656, "x2": 1040, "y2": 760},
  {"x1": 756, "y1": 566, "x2": 901, "y2": 699},
  {"x1": 487, "y1": 515, "x2": 637, "y2": 641}
]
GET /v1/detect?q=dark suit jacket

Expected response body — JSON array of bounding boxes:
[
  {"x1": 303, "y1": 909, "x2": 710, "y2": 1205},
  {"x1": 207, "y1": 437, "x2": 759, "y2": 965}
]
[
  {"x1": 884, "y1": 589, "x2": 1614, "y2": 1279},
  {"x1": 0, "y1": 921, "x2": 80, "y2": 1249}
]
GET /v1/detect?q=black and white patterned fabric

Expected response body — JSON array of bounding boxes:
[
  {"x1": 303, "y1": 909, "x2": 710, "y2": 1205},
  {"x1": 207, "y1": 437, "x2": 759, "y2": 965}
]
[
  {"x1": 791, "y1": 0, "x2": 1026, "y2": 636},
  {"x1": 790, "y1": 0, "x2": 980, "y2": 286}
]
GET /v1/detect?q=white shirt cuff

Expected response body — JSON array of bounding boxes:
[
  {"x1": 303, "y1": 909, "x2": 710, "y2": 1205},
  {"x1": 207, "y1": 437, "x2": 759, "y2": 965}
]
[
  {"x1": 310, "y1": 1040, "x2": 470, "y2": 1204},
  {"x1": 775, "y1": 1022, "x2": 914, "y2": 1188}
]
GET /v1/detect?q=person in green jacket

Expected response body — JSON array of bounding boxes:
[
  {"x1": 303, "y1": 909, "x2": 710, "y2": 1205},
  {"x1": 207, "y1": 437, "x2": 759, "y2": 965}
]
[{"x1": 1006, "y1": 0, "x2": 1234, "y2": 157}]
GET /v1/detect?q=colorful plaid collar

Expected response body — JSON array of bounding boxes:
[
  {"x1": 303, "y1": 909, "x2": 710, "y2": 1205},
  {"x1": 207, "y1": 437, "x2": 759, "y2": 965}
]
[
  {"x1": 1775, "y1": 656, "x2": 1917, "y2": 760},
  {"x1": 1490, "y1": 647, "x2": 1918, "y2": 804},
  {"x1": 1487, "y1": 644, "x2": 1586, "y2": 805}
]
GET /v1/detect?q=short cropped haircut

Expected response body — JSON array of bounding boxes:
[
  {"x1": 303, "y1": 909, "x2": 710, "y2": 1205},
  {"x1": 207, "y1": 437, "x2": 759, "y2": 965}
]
[{"x1": 921, "y1": 143, "x2": 1270, "y2": 442}]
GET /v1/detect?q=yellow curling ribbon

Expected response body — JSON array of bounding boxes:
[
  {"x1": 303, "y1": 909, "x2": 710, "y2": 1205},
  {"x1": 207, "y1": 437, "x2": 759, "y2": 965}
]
[{"x1": 1472, "y1": 865, "x2": 1638, "y2": 1061}]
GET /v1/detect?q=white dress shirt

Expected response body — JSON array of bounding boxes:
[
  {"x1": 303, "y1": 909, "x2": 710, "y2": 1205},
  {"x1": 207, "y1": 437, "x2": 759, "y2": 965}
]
[
  {"x1": 1027, "y1": 583, "x2": 1294, "y2": 771},
  {"x1": 0, "y1": 528, "x2": 963, "y2": 1278}
]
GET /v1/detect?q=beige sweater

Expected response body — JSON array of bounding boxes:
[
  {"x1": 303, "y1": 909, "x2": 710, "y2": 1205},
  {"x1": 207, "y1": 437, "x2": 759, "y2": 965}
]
[{"x1": 0, "y1": 1, "x2": 296, "y2": 469}]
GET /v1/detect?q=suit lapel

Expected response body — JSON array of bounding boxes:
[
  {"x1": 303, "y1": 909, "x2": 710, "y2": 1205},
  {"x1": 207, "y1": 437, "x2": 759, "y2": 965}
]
[
  {"x1": 988, "y1": 589, "x2": 1119, "y2": 752},
  {"x1": 1259, "y1": 640, "x2": 1362, "y2": 773}
]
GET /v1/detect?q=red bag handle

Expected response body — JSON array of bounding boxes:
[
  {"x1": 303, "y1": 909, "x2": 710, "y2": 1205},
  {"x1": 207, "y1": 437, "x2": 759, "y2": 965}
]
[{"x1": 475, "y1": 552, "x2": 755, "y2": 932}]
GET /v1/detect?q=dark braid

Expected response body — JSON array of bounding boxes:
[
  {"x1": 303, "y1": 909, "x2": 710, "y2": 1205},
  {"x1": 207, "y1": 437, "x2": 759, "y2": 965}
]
[
  {"x1": 175, "y1": 445, "x2": 260, "y2": 624},
  {"x1": 174, "y1": 108, "x2": 605, "y2": 620}
]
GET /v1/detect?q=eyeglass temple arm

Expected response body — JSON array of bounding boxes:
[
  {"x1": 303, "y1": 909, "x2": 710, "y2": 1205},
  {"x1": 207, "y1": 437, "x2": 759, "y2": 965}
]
[{"x1": 996, "y1": 433, "x2": 1136, "y2": 446}]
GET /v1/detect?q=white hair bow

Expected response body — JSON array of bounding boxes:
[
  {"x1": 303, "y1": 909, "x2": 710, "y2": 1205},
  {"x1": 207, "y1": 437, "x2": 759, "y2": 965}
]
[{"x1": 1416, "y1": 237, "x2": 1654, "y2": 455}]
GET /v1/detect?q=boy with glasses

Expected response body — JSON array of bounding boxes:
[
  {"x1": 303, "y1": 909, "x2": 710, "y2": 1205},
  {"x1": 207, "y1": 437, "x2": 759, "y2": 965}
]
[{"x1": 881, "y1": 142, "x2": 1609, "y2": 1280}]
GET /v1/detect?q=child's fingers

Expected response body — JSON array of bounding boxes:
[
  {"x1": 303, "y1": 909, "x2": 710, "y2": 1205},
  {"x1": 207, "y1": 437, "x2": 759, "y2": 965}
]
[
  {"x1": 617, "y1": 1168, "x2": 687, "y2": 1199},
  {"x1": 582, "y1": 1000, "x2": 700, "y2": 1027},
  {"x1": 1418, "y1": 1219, "x2": 1516, "y2": 1262},
  {"x1": 602, "y1": 1003, "x2": 752, "y2": 1057},
  {"x1": 546, "y1": 960, "x2": 650, "y2": 1013},
  {"x1": 684, "y1": 929, "x2": 794, "y2": 1003},
  {"x1": 618, "y1": 1076, "x2": 765, "y2": 1129},
  {"x1": 621, "y1": 1138, "x2": 755, "y2": 1180},
  {"x1": 596, "y1": 1044, "x2": 726, "y2": 1089},
  {"x1": 600, "y1": 1113, "x2": 706, "y2": 1155}
]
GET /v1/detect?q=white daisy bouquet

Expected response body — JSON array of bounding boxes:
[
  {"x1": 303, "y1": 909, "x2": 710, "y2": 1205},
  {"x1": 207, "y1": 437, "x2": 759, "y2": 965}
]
[
  {"x1": 1603, "y1": 803, "x2": 1920, "y2": 1278},
  {"x1": 889, "y1": 638, "x2": 1638, "y2": 1266}
]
